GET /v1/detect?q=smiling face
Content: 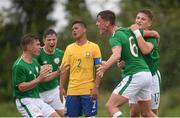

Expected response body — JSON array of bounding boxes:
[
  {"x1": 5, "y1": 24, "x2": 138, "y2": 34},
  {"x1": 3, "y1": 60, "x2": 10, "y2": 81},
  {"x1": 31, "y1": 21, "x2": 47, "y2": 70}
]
[
  {"x1": 71, "y1": 23, "x2": 86, "y2": 40},
  {"x1": 43, "y1": 34, "x2": 57, "y2": 52},
  {"x1": 135, "y1": 12, "x2": 152, "y2": 30}
]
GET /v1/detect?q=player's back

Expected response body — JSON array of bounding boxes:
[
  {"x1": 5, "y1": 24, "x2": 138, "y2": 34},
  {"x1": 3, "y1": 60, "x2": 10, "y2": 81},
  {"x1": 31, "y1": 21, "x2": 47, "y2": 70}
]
[{"x1": 109, "y1": 27, "x2": 149, "y2": 77}]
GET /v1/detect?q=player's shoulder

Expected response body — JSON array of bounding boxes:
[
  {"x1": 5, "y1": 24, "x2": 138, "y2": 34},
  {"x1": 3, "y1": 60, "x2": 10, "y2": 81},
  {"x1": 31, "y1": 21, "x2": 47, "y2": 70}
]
[
  {"x1": 32, "y1": 58, "x2": 39, "y2": 63},
  {"x1": 66, "y1": 42, "x2": 75, "y2": 48},
  {"x1": 12, "y1": 58, "x2": 25, "y2": 70},
  {"x1": 87, "y1": 41, "x2": 98, "y2": 46},
  {"x1": 116, "y1": 27, "x2": 130, "y2": 33},
  {"x1": 87, "y1": 41, "x2": 100, "y2": 50},
  {"x1": 13, "y1": 58, "x2": 23, "y2": 66},
  {"x1": 113, "y1": 27, "x2": 131, "y2": 38},
  {"x1": 55, "y1": 48, "x2": 64, "y2": 53},
  {"x1": 65, "y1": 42, "x2": 80, "y2": 51}
]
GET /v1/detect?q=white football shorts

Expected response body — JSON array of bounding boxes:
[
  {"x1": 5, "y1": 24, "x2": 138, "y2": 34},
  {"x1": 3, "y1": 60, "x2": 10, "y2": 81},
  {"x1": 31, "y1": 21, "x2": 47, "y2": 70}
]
[
  {"x1": 16, "y1": 98, "x2": 55, "y2": 117},
  {"x1": 113, "y1": 71, "x2": 152, "y2": 102},
  {"x1": 39, "y1": 86, "x2": 65, "y2": 110}
]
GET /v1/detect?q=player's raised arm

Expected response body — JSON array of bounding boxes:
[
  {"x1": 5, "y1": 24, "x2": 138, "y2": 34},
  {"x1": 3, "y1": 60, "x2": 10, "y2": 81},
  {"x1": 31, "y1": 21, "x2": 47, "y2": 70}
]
[{"x1": 130, "y1": 24, "x2": 154, "y2": 54}]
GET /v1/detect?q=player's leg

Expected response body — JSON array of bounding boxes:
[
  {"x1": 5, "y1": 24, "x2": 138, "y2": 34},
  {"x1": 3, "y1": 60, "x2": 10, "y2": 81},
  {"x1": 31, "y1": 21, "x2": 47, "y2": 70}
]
[
  {"x1": 136, "y1": 71, "x2": 157, "y2": 117},
  {"x1": 129, "y1": 101, "x2": 141, "y2": 117},
  {"x1": 138, "y1": 100, "x2": 157, "y2": 117},
  {"x1": 48, "y1": 112, "x2": 59, "y2": 117},
  {"x1": 55, "y1": 108, "x2": 65, "y2": 117},
  {"x1": 81, "y1": 95, "x2": 97, "y2": 117},
  {"x1": 65, "y1": 96, "x2": 82, "y2": 117},
  {"x1": 106, "y1": 75, "x2": 138, "y2": 117},
  {"x1": 151, "y1": 70, "x2": 161, "y2": 115},
  {"x1": 36, "y1": 98, "x2": 59, "y2": 117},
  {"x1": 48, "y1": 86, "x2": 66, "y2": 116},
  {"x1": 106, "y1": 93, "x2": 127, "y2": 117}
]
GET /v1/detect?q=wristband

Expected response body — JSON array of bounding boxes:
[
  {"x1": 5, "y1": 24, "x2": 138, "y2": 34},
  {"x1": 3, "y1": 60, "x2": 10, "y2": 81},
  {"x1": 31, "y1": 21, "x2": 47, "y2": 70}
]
[{"x1": 133, "y1": 29, "x2": 142, "y2": 38}]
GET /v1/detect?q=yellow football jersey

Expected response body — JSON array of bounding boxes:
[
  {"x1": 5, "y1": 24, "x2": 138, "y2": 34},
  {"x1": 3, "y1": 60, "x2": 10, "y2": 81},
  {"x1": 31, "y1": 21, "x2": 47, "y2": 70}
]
[{"x1": 62, "y1": 41, "x2": 102, "y2": 95}]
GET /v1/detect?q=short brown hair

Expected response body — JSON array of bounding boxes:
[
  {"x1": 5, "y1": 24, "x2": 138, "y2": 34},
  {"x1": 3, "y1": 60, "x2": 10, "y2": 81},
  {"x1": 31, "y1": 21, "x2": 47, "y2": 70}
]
[
  {"x1": 21, "y1": 34, "x2": 39, "y2": 51},
  {"x1": 43, "y1": 29, "x2": 57, "y2": 39},
  {"x1": 97, "y1": 10, "x2": 116, "y2": 25},
  {"x1": 71, "y1": 20, "x2": 87, "y2": 28},
  {"x1": 138, "y1": 9, "x2": 153, "y2": 20}
]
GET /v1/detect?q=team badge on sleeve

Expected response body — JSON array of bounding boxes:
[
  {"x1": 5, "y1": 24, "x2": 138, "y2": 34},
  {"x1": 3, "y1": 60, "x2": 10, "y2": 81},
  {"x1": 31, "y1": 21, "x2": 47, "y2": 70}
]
[{"x1": 54, "y1": 58, "x2": 60, "y2": 64}]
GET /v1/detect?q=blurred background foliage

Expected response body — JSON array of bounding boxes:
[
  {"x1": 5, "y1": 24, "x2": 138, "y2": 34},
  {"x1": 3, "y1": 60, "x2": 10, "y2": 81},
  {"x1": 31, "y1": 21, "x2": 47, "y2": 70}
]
[{"x1": 0, "y1": 0, "x2": 180, "y2": 116}]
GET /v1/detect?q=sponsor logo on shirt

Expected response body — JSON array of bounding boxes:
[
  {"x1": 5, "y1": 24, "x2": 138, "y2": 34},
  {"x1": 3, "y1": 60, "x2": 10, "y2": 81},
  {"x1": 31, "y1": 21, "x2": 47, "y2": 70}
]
[
  {"x1": 43, "y1": 61, "x2": 47, "y2": 64},
  {"x1": 29, "y1": 71, "x2": 32, "y2": 75}
]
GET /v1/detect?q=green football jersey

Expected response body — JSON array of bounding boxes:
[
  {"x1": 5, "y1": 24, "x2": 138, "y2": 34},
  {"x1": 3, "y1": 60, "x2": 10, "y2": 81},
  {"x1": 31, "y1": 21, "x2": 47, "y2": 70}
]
[
  {"x1": 109, "y1": 27, "x2": 149, "y2": 77},
  {"x1": 12, "y1": 58, "x2": 40, "y2": 99},
  {"x1": 143, "y1": 37, "x2": 159, "y2": 75},
  {"x1": 36, "y1": 48, "x2": 64, "y2": 92}
]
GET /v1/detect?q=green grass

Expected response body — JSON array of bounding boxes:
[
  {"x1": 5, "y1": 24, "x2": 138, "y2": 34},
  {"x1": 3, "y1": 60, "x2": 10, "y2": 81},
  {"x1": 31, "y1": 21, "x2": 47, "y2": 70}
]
[
  {"x1": 0, "y1": 102, "x2": 20, "y2": 117},
  {"x1": 1, "y1": 89, "x2": 180, "y2": 117}
]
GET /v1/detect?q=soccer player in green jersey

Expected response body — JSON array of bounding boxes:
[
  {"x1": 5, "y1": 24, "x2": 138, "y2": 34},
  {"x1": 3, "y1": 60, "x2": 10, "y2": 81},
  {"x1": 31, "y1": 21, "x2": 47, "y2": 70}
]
[
  {"x1": 12, "y1": 34, "x2": 59, "y2": 117},
  {"x1": 36, "y1": 29, "x2": 65, "y2": 116},
  {"x1": 96, "y1": 10, "x2": 157, "y2": 117},
  {"x1": 129, "y1": 9, "x2": 161, "y2": 116}
]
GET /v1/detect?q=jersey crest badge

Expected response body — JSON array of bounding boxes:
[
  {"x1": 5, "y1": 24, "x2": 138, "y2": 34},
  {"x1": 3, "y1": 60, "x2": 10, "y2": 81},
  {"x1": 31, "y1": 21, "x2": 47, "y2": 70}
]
[
  {"x1": 54, "y1": 58, "x2": 60, "y2": 64},
  {"x1": 86, "y1": 51, "x2": 90, "y2": 57}
]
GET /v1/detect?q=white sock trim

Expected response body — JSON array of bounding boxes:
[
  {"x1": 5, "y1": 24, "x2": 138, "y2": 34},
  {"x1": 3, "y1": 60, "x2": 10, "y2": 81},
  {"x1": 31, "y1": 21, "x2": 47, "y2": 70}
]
[{"x1": 113, "y1": 111, "x2": 122, "y2": 118}]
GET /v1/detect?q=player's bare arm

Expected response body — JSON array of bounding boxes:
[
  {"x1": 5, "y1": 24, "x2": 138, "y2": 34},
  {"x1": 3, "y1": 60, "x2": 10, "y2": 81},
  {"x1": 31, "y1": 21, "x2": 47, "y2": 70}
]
[
  {"x1": 91, "y1": 64, "x2": 102, "y2": 100},
  {"x1": 59, "y1": 62, "x2": 70, "y2": 103},
  {"x1": 97, "y1": 46, "x2": 121, "y2": 77},
  {"x1": 143, "y1": 30, "x2": 160, "y2": 44},
  {"x1": 17, "y1": 66, "x2": 50, "y2": 92},
  {"x1": 130, "y1": 24, "x2": 154, "y2": 54}
]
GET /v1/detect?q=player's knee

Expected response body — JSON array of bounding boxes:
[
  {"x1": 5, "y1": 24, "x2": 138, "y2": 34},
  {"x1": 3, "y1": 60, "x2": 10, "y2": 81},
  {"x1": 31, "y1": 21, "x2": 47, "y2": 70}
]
[
  {"x1": 140, "y1": 109, "x2": 152, "y2": 117},
  {"x1": 105, "y1": 102, "x2": 111, "y2": 112},
  {"x1": 130, "y1": 105, "x2": 140, "y2": 117},
  {"x1": 130, "y1": 110, "x2": 140, "y2": 117}
]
